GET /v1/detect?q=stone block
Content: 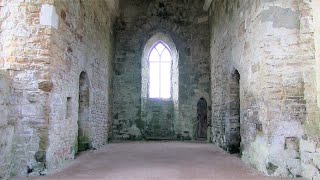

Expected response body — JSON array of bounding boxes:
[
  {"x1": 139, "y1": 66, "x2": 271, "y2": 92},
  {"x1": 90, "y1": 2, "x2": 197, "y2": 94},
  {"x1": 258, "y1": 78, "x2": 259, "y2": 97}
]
[
  {"x1": 284, "y1": 149, "x2": 300, "y2": 159},
  {"x1": 301, "y1": 152, "x2": 313, "y2": 164},
  {"x1": 22, "y1": 104, "x2": 38, "y2": 116},
  {"x1": 285, "y1": 137, "x2": 299, "y2": 150},
  {"x1": 302, "y1": 164, "x2": 319, "y2": 179},
  {"x1": 0, "y1": 125, "x2": 14, "y2": 179},
  {"x1": 0, "y1": 106, "x2": 8, "y2": 126},
  {"x1": 313, "y1": 153, "x2": 320, "y2": 168},
  {"x1": 300, "y1": 139, "x2": 316, "y2": 153},
  {"x1": 40, "y1": 4, "x2": 59, "y2": 29},
  {"x1": 286, "y1": 159, "x2": 302, "y2": 177},
  {"x1": 0, "y1": 70, "x2": 9, "y2": 127},
  {"x1": 38, "y1": 80, "x2": 53, "y2": 92}
]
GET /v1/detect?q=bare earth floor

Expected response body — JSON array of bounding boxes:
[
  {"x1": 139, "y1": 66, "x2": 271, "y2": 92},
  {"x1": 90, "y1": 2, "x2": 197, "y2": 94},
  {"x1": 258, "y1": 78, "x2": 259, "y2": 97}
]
[{"x1": 25, "y1": 142, "x2": 297, "y2": 180}]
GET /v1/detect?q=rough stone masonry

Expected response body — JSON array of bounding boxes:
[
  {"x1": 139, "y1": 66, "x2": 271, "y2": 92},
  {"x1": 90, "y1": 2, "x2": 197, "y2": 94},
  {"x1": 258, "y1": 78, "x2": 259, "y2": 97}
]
[
  {"x1": 0, "y1": 0, "x2": 118, "y2": 178},
  {"x1": 0, "y1": 0, "x2": 319, "y2": 180},
  {"x1": 209, "y1": 0, "x2": 320, "y2": 179}
]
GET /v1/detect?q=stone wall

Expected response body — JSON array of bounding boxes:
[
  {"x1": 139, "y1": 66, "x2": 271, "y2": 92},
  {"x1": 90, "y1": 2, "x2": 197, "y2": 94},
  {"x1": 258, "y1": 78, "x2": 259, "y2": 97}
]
[
  {"x1": 0, "y1": 70, "x2": 14, "y2": 179},
  {"x1": 209, "y1": 0, "x2": 320, "y2": 178},
  {"x1": 46, "y1": 0, "x2": 117, "y2": 171},
  {"x1": 300, "y1": 1, "x2": 320, "y2": 179},
  {"x1": 0, "y1": 0, "x2": 53, "y2": 176},
  {"x1": 315, "y1": 0, "x2": 320, "y2": 108},
  {"x1": 191, "y1": 8, "x2": 211, "y2": 140},
  {"x1": 0, "y1": 0, "x2": 118, "y2": 178},
  {"x1": 112, "y1": 0, "x2": 211, "y2": 140}
]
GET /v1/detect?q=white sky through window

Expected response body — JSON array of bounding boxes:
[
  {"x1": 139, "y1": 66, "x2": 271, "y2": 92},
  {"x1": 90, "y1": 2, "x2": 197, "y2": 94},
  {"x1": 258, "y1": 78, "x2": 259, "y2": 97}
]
[{"x1": 149, "y1": 42, "x2": 172, "y2": 99}]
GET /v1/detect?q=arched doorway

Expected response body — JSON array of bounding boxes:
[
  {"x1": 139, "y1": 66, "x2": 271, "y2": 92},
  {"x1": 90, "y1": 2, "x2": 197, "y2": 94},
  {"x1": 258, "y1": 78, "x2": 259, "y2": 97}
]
[
  {"x1": 78, "y1": 71, "x2": 90, "y2": 153},
  {"x1": 197, "y1": 98, "x2": 208, "y2": 139}
]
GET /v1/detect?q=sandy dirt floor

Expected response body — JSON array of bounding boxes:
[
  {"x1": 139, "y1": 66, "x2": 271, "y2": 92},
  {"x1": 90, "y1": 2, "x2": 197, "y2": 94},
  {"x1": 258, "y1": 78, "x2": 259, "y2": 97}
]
[{"x1": 16, "y1": 142, "x2": 300, "y2": 180}]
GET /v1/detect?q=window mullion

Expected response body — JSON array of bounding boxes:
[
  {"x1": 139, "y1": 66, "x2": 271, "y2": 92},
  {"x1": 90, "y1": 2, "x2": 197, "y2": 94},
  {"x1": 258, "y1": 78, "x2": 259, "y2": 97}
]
[
  {"x1": 157, "y1": 51, "x2": 161, "y2": 99},
  {"x1": 159, "y1": 61, "x2": 161, "y2": 98}
]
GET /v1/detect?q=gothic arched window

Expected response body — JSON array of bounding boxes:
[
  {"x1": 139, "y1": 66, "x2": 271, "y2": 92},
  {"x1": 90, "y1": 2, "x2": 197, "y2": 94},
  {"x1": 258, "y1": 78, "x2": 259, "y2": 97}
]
[{"x1": 148, "y1": 42, "x2": 172, "y2": 99}]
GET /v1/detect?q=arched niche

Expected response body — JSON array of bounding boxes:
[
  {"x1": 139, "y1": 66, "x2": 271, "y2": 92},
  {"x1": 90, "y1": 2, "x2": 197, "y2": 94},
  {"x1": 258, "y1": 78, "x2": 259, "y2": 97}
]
[
  {"x1": 227, "y1": 68, "x2": 241, "y2": 154},
  {"x1": 77, "y1": 71, "x2": 91, "y2": 153}
]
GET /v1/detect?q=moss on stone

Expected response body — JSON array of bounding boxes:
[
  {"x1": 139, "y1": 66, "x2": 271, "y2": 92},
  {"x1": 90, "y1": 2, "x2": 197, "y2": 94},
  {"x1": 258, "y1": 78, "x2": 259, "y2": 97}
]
[
  {"x1": 35, "y1": 151, "x2": 46, "y2": 163},
  {"x1": 78, "y1": 135, "x2": 90, "y2": 152},
  {"x1": 38, "y1": 129, "x2": 48, "y2": 151},
  {"x1": 70, "y1": 143, "x2": 78, "y2": 156},
  {"x1": 135, "y1": 118, "x2": 144, "y2": 130}
]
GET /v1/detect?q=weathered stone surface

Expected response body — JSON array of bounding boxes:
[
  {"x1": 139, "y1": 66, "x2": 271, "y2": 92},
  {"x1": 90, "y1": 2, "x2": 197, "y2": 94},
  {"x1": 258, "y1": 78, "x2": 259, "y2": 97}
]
[
  {"x1": 38, "y1": 80, "x2": 53, "y2": 92},
  {"x1": 0, "y1": 0, "x2": 54, "y2": 176},
  {"x1": 209, "y1": 0, "x2": 320, "y2": 179},
  {"x1": 260, "y1": 6, "x2": 300, "y2": 29},
  {"x1": 0, "y1": 70, "x2": 13, "y2": 180},
  {"x1": 0, "y1": 125, "x2": 14, "y2": 180},
  {"x1": 285, "y1": 137, "x2": 299, "y2": 150},
  {"x1": 46, "y1": 0, "x2": 118, "y2": 172},
  {"x1": 0, "y1": 71, "x2": 9, "y2": 127},
  {"x1": 0, "y1": 0, "x2": 118, "y2": 178},
  {"x1": 302, "y1": 164, "x2": 320, "y2": 179},
  {"x1": 39, "y1": 4, "x2": 59, "y2": 29},
  {"x1": 301, "y1": 139, "x2": 316, "y2": 153},
  {"x1": 313, "y1": 153, "x2": 320, "y2": 168}
]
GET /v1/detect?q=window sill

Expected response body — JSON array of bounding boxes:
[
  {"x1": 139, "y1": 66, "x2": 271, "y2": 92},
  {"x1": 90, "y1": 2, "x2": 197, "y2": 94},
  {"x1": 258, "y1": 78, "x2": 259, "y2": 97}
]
[{"x1": 148, "y1": 98, "x2": 173, "y2": 102}]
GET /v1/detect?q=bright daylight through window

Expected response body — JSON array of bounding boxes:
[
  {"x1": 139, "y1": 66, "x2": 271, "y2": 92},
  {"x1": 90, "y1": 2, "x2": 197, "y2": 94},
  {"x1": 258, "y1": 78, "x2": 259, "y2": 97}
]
[{"x1": 149, "y1": 42, "x2": 172, "y2": 99}]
